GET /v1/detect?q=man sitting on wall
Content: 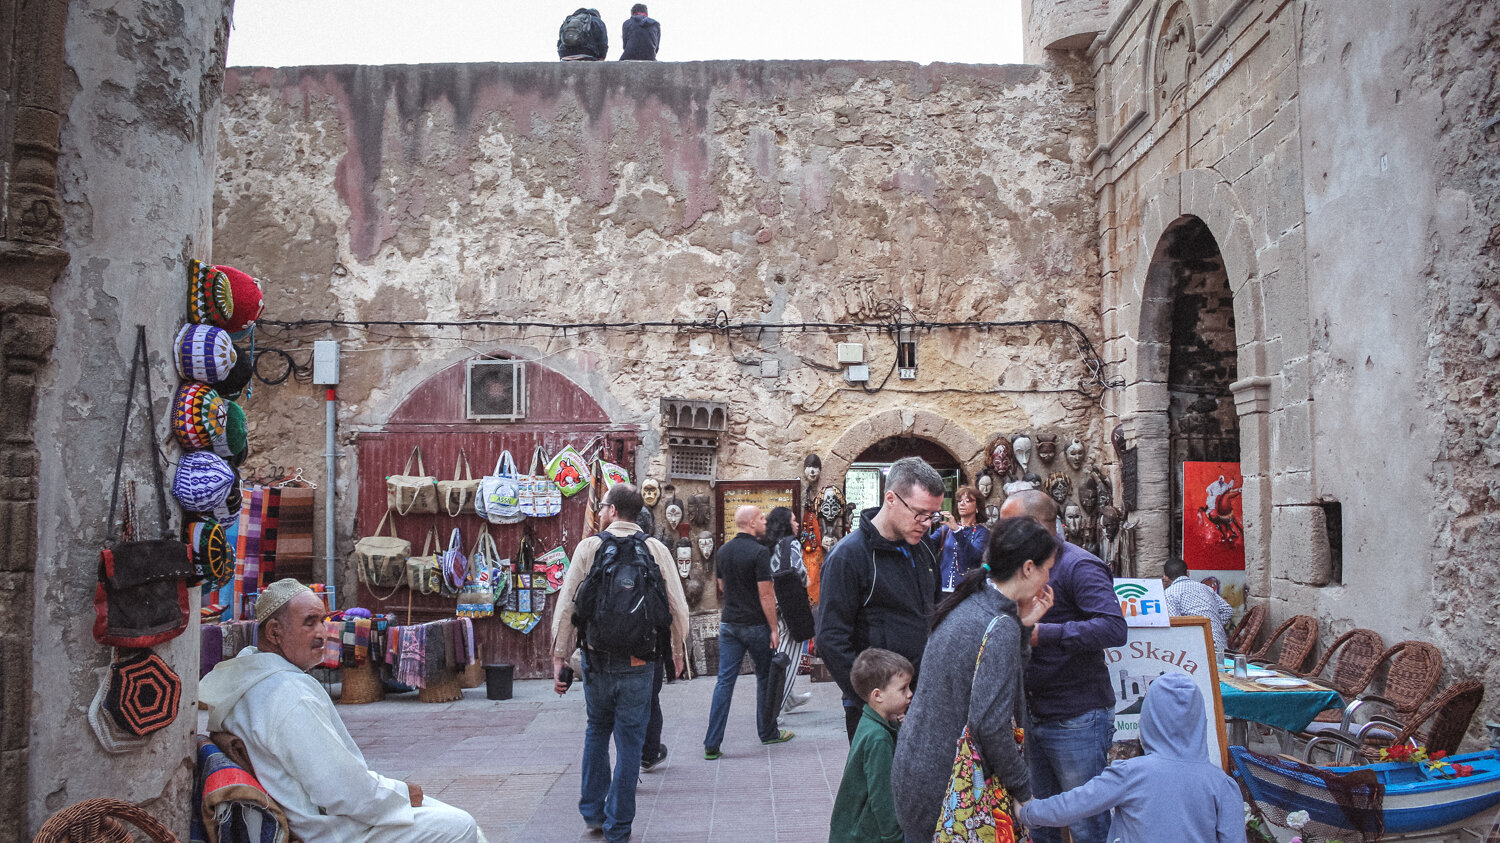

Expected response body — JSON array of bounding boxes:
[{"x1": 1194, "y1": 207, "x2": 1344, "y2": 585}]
[{"x1": 201, "y1": 578, "x2": 483, "y2": 842}]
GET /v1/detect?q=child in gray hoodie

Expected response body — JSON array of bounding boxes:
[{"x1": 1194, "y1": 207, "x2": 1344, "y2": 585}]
[{"x1": 1017, "y1": 673, "x2": 1246, "y2": 843}]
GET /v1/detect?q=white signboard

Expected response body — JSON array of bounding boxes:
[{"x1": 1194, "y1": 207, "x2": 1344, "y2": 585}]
[
  {"x1": 1112, "y1": 577, "x2": 1170, "y2": 627},
  {"x1": 1106, "y1": 617, "x2": 1228, "y2": 770}
]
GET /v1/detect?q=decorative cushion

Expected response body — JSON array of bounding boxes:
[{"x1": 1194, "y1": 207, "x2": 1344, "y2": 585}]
[
  {"x1": 171, "y1": 382, "x2": 227, "y2": 451},
  {"x1": 175, "y1": 324, "x2": 237, "y2": 384},
  {"x1": 104, "y1": 649, "x2": 181, "y2": 737},
  {"x1": 188, "y1": 259, "x2": 235, "y2": 328},
  {"x1": 215, "y1": 343, "x2": 254, "y2": 399},
  {"x1": 214, "y1": 264, "x2": 265, "y2": 332},
  {"x1": 173, "y1": 451, "x2": 236, "y2": 512}
]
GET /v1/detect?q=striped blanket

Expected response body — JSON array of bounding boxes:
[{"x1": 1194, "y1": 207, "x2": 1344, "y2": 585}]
[{"x1": 191, "y1": 734, "x2": 296, "y2": 843}]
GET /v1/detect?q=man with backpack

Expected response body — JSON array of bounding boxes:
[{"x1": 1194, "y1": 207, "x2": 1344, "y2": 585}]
[
  {"x1": 557, "y1": 8, "x2": 608, "y2": 61},
  {"x1": 552, "y1": 483, "x2": 688, "y2": 842}
]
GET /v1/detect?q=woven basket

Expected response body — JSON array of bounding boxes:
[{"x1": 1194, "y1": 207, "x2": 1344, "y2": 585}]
[
  {"x1": 339, "y1": 662, "x2": 385, "y2": 705},
  {"x1": 418, "y1": 669, "x2": 463, "y2": 703},
  {"x1": 459, "y1": 660, "x2": 485, "y2": 689}
]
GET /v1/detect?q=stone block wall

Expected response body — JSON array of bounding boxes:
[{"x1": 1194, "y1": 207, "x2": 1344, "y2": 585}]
[{"x1": 212, "y1": 59, "x2": 1107, "y2": 578}]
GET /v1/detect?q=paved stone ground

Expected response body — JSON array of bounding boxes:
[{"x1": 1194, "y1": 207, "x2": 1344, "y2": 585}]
[{"x1": 337, "y1": 673, "x2": 850, "y2": 842}]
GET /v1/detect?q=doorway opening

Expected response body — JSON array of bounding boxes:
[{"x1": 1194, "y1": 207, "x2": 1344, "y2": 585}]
[{"x1": 844, "y1": 436, "x2": 962, "y2": 531}]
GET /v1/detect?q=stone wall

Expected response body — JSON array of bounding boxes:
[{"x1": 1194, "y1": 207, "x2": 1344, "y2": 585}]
[
  {"x1": 212, "y1": 59, "x2": 1107, "y2": 580},
  {"x1": 1091, "y1": 0, "x2": 1500, "y2": 720},
  {"x1": 25, "y1": 0, "x2": 232, "y2": 834}
]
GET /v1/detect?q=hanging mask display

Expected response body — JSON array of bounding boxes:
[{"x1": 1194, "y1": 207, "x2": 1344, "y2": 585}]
[
  {"x1": 1066, "y1": 439, "x2": 1086, "y2": 471},
  {"x1": 988, "y1": 436, "x2": 1012, "y2": 476},
  {"x1": 803, "y1": 453, "x2": 822, "y2": 486},
  {"x1": 1079, "y1": 472, "x2": 1099, "y2": 516},
  {"x1": 641, "y1": 478, "x2": 661, "y2": 508},
  {"x1": 697, "y1": 530, "x2": 715, "y2": 562},
  {"x1": 1064, "y1": 503, "x2": 1083, "y2": 537},
  {"x1": 1036, "y1": 432, "x2": 1059, "y2": 465},
  {"x1": 676, "y1": 542, "x2": 693, "y2": 580},
  {"x1": 1046, "y1": 472, "x2": 1072, "y2": 509},
  {"x1": 663, "y1": 498, "x2": 683, "y2": 532},
  {"x1": 1012, "y1": 433, "x2": 1033, "y2": 473},
  {"x1": 687, "y1": 493, "x2": 712, "y2": 528},
  {"x1": 976, "y1": 472, "x2": 994, "y2": 499},
  {"x1": 818, "y1": 485, "x2": 846, "y2": 523}
]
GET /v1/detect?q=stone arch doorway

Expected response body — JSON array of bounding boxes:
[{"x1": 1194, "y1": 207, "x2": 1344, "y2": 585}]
[{"x1": 844, "y1": 436, "x2": 964, "y2": 531}]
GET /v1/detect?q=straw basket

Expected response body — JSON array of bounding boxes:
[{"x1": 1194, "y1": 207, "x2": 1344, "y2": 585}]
[
  {"x1": 339, "y1": 662, "x2": 385, "y2": 705},
  {"x1": 418, "y1": 669, "x2": 463, "y2": 703},
  {"x1": 457, "y1": 644, "x2": 486, "y2": 689}
]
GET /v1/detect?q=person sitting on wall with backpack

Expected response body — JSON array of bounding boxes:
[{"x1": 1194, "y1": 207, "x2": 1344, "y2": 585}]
[
  {"x1": 557, "y1": 7, "x2": 608, "y2": 60},
  {"x1": 551, "y1": 483, "x2": 689, "y2": 843}
]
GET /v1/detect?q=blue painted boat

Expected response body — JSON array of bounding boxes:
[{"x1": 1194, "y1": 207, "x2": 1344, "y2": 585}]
[{"x1": 1232, "y1": 745, "x2": 1500, "y2": 834}]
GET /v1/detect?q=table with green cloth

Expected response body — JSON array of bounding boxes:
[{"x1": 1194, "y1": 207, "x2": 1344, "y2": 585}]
[{"x1": 1220, "y1": 673, "x2": 1345, "y2": 733}]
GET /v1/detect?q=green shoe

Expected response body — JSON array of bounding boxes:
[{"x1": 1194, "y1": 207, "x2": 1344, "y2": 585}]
[
  {"x1": 704, "y1": 746, "x2": 722, "y2": 760},
  {"x1": 762, "y1": 729, "x2": 795, "y2": 745}
]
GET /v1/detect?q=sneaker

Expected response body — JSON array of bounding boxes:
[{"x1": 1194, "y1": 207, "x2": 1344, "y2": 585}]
[
  {"x1": 784, "y1": 691, "x2": 812, "y2": 711},
  {"x1": 762, "y1": 729, "x2": 795, "y2": 745},
  {"x1": 641, "y1": 745, "x2": 669, "y2": 771},
  {"x1": 584, "y1": 819, "x2": 604, "y2": 833},
  {"x1": 704, "y1": 746, "x2": 722, "y2": 760}
]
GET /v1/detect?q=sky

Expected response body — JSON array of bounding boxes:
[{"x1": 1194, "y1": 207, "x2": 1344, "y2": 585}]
[{"x1": 226, "y1": 0, "x2": 1025, "y2": 68}]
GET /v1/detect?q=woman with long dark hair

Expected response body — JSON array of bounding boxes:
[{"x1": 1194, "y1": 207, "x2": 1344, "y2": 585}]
[
  {"x1": 764, "y1": 506, "x2": 816, "y2": 716},
  {"x1": 890, "y1": 517, "x2": 1060, "y2": 841},
  {"x1": 934, "y1": 484, "x2": 989, "y2": 593}
]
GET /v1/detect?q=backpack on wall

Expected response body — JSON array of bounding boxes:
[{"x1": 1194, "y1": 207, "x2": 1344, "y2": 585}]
[
  {"x1": 571, "y1": 531, "x2": 671, "y2": 661},
  {"x1": 561, "y1": 11, "x2": 593, "y2": 47}
]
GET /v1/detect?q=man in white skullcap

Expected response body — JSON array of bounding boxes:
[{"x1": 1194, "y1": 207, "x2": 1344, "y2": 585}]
[{"x1": 200, "y1": 578, "x2": 484, "y2": 842}]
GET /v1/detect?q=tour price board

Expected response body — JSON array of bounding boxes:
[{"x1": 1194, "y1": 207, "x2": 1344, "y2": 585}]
[{"x1": 715, "y1": 480, "x2": 800, "y2": 547}]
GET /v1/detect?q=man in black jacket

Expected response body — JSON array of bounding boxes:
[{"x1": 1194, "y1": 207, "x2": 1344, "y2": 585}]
[
  {"x1": 619, "y1": 4, "x2": 660, "y2": 60},
  {"x1": 557, "y1": 8, "x2": 607, "y2": 61},
  {"x1": 817, "y1": 457, "x2": 945, "y2": 740}
]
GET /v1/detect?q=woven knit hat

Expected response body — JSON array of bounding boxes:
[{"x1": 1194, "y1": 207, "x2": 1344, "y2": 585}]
[
  {"x1": 223, "y1": 400, "x2": 248, "y2": 457},
  {"x1": 215, "y1": 343, "x2": 254, "y2": 399},
  {"x1": 174, "y1": 324, "x2": 238, "y2": 384},
  {"x1": 186, "y1": 517, "x2": 233, "y2": 587},
  {"x1": 171, "y1": 382, "x2": 227, "y2": 451},
  {"x1": 173, "y1": 451, "x2": 235, "y2": 512},
  {"x1": 103, "y1": 649, "x2": 181, "y2": 737},
  {"x1": 213, "y1": 264, "x2": 265, "y2": 332},
  {"x1": 256, "y1": 577, "x2": 313, "y2": 624},
  {"x1": 188, "y1": 259, "x2": 235, "y2": 328}
]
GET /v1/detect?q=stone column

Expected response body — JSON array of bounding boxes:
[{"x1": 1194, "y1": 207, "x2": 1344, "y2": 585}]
[{"x1": 1231, "y1": 375, "x2": 1273, "y2": 600}]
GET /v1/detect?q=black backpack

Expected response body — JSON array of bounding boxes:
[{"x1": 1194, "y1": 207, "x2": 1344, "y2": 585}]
[
  {"x1": 560, "y1": 12, "x2": 593, "y2": 48},
  {"x1": 572, "y1": 531, "x2": 671, "y2": 661}
]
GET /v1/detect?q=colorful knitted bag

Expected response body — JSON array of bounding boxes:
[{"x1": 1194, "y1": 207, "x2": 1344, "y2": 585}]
[
  {"x1": 173, "y1": 451, "x2": 236, "y2": 512},
  {"x1": 104, "y1": 649, "x2": 182, "y2": 737},
  {"x1": 174, "y1": 323, "x2": 237, "y2": 383},
  {"x1": 187, "y1": 259, "x2": 235, "y2": 328},
  {"x1": 213, "y1": 264, "x2": 265, "y2": 332},
  {"x1": 170, "y1": 382, "x2": 227, "y2": 451}
]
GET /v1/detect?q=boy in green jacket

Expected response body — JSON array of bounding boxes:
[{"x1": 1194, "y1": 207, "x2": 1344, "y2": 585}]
[{"x1": 829, "y1": 648, "x2": 913, "y2": 843}]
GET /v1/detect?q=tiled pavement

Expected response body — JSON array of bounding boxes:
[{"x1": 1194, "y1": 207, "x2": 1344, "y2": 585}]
[{"x1": 337, "y1": 673, "x2": 850, "y2": 842}]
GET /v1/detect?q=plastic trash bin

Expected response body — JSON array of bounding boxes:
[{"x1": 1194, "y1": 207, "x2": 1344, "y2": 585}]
[{"x1": 484, "y1": 664, "x2": 514, "y2": 700}]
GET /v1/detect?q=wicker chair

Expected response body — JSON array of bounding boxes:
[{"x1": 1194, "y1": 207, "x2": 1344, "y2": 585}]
[
  {"x1": 1305, "y1": 679, "x2": 1485, "y2": 764},
  {"x1": 1297, "y1": 628, "x2": 1386, "y2": 693},
  {"x1": 1248, "y1": 614, "x2": 1319, "y2": 673},
  {"x1": 33, "y1": 797, "x2": 180, "y2": 843},
  {"x1": 1226, "y1": 604, "x2": 1266, "y2": 654},
  {"x1": 1343, "y1": 640, "x2": 1444, "y2": 726}
]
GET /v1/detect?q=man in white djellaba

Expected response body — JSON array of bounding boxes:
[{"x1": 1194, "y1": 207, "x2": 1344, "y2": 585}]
[{"x1": 201, "y1": 578, "x2": 483, "y2": 842}]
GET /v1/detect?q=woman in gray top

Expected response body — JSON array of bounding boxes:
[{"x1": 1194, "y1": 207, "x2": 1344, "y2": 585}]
[{"x1": 891, "y1": 517, "x2": 1060, "y2": 841}]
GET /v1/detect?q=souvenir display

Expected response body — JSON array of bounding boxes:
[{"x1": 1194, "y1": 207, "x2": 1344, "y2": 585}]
[
  {"x1": 186, "y1": 517, "x2": 232, "y2": 588},
  {"x1": 187, "y1": 259, "x2": 235, "y2": 328},
  {"x1": 173, "y1": 451, "x2": 236, "y2": 513},
  {"x1": 174, "y1": 323, "x2": 237, "y2": 384},
  {"x1": 476, "y1": 450, "x2": 525, "y2": 524},
  {"x1": 103, "y1": 649, "x2": 182, "y2": 737},
  {"x1": 386, "y1": 446, "x2": 438, "y2": 516},
  {"x1": 212, "y1": 264, "x2": 266, "y2": 332},
  {"x1": 438, "y1": 449, "x2": 478, "y2": 517},
  {"x1": 597, "y1": 458, "x2": 630, "y2": 490},
  {"x1": 170, "y1": 382, "x2": 227, "y2": 452},
  {"x1": 353, "y1": 510, "x2": 409, "y2": 589},
  {"x1": 520, "y1": 447, "x2": 561, "y2": 517},
  {"x1": 545, "y1": 445, "x2": 591, "y2": 497}
]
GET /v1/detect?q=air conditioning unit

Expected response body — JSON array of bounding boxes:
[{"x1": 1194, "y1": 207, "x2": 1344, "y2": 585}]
[{"x1": 466, "y1": 359, "x2": 527, "y2": 421}]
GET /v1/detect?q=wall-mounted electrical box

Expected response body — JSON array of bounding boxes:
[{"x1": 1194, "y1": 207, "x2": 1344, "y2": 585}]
[
  {"x1": 844, "y1": 364, "x2": 871, "y2": 383},
  {"x1": 312, "y1": 340, "x2": 340, "y2": 385},
  {"x1": 836, "y1": 343, "x2": 864, "y2": 364}
]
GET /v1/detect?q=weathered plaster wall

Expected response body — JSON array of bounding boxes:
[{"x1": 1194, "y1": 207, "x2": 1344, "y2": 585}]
[
  {"x1": 1092, "y1": 0, "x2": 1500, "y2": 720},
  {"x1": 27, "y1": 0, "x2": 231, "y2": 833},
  {"x1": 212, "y1": 59, "x2": 1107, "y2": 578}
]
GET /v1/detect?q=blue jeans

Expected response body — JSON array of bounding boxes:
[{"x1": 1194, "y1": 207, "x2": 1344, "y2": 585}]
[
  {"x1": 1026, "y1": 706, "x2": 1115, "y2": 843},
  {"x1": 579, "y1": 654, "x2": 654, "y2": 843},
  {"x1": 703, "y1": 622, "x2": 776, "y2": 748}
]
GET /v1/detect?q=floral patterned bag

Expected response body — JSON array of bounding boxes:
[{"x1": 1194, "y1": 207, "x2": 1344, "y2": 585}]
[{"x1": 934, "y1": 616, "x2": 1031, "y2": 843}]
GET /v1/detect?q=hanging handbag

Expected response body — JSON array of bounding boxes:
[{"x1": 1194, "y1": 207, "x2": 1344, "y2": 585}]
[
  {"x1": 438, "y1": 449, "x2": 479, "y2": 517},
  {"x1": 439, "y1": 527, "x2": 468, "y2": 594},
  {"x1": 519, "y1": 447, "x2": 562, "y2": 517},
  {"x1": 500, "y1": 534, "x2": 542, "y2": 632},
  {"x1": 933, "y1": 616, "x2": 1030, "y2": 843},
  {"x1": 596, "y1": 457, "x2": 630, "y2": 490},
  {"x1": 458, "y1": 526, "x2": 499, "y2": 618},
  {"x1": 544, "y1": 444, "x2": 591, "y2": 497},
  {"x1": 353, "y1": 509, "x2": 409, "y2": 588},
  {"x1": 534, "y1": 545, "x2": 570, "y2": 594},
  {"x1": 476, "y1": 450, "x2": 526, "y2": 524},
  {"x1": 94, "y1": 327, "x2": 195, "y2": 649},
  {"x1": 386, "y1": 446, "x2": 438, "y2": 515},
  {"x1": 405, "y1": 527, "x2": 441, "y2": 595},
  {"x1": 103, "y1": 648, "x2": 182, "y2": 737}
]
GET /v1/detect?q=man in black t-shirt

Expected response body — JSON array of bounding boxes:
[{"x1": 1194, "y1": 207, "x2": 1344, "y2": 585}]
[{"x1": 702, "y1": 506, "x2": 795, "y2": 758}]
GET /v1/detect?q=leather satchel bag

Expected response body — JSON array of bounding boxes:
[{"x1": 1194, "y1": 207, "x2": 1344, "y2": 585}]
[
  {"x1": 94, "y1": 327, "x2": 194, "y2": 649},
  {"x1": 438, "y1": 449, "x2": 479, "y2": 517},
  {"x1": 353, "y1": 509, "x2": 409, "y2": 588},
  {"x1": 386, "y1": 446, "x2": 438, "y2": 515},
  {"x1": 405, "y1": 527, "x2": 442, "y2": 595}
]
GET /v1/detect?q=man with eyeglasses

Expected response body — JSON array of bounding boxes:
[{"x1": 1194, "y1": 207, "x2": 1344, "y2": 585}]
[{"x1": 817, "y1": 456, "x2": 945, "y2": 741}]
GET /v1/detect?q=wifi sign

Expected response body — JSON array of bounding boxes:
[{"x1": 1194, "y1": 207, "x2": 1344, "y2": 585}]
[{"x1": 1114, "y1": 581, "x2": 1163, "y2": 618}]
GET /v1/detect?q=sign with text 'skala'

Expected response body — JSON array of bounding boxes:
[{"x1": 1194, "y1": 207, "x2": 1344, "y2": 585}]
[
  {"x1": 1113, "y1": 578, "x2": 1169, "y2": 627},
  {"x1": 1107, "y1": 617, "x2": 1228, "y2": 770}
]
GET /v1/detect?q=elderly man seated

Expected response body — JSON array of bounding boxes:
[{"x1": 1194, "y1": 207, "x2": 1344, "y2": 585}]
[{"x1": 201, "y1": 578, "x2": 483, "y2": 842}]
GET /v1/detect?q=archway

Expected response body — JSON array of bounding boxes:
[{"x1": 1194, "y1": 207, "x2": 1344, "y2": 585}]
[{"x1": 844, "y1": 436, "x2": 964, "y2": 531}]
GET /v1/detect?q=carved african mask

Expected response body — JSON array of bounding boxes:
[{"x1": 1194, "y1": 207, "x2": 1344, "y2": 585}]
[
  {"x1": 819, "y1": 485, "x2": 845, "y2": 522},
  {"x1": 1100, "y1": 505, "x2": 1122, "y2": 539},
  {"x1": 687, "y1": 493, "x2": 711, "y2": 527},
  {"x1": 1112, "y1": 425, "x2": 1127, "y2": 459},
  {"x1": 1064, "y1": 503, "x2": 1083, "y2": 536},
  {"x1": 641, "y1": 478, "x2": 661, "y2": 507},
  {"x1": 1091, "y1": 467, "x2": 1112, "y2": 511},
  {"x1": 664, "y1": 500, "x2": 683, "y2": 531},
  {"x1": 697, "y1": 531, "x2": 715, "y2": 560},
  {"x1": 1066, "y1": 439, "x2": 1086, "y2": 471},
  {"x1": 1046, "y1": 472, "x2": 1072, "y2": 508},
  {"x1": 984, "y1": 503, "x2": 1001, "y2": 526},
  {"x1": 1036, "y1": 433, "x2": 1058, "y2": 465},
  {"x1": 1012, "y1": 434, "x2": 1033, "y2": 472},
  {"x1": 822, "y1": 534, "x2": 837, "y2": 551},
  {"x1": 676, "y1": 539, "x2": 693, "y2": 579},
  {"x1": 989, "y1": 437, "x2": 1012, "y2": 475},
  {"x1": 976, "y1": 472, "x2": 994, "y2": 499},
  {"x1": 803, "y1": 453, "x2": 822, "y2": 486},
  {"x1": 1079, "y1": 473, "x2": 1099, "y2": 516}
]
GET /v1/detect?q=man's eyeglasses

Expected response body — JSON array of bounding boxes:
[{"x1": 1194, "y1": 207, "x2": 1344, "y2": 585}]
[
  {"x1": 596, "y1": 501, "x2": 615, "y2": 514},
  {"x1": 891, "y1": 490, "x2": 939, "y2": 525}
]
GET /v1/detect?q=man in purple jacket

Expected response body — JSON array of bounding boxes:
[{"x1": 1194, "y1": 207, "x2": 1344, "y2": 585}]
[{"x1": 1001, "y1": 490, "x2": 1127, "y2": 843}]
